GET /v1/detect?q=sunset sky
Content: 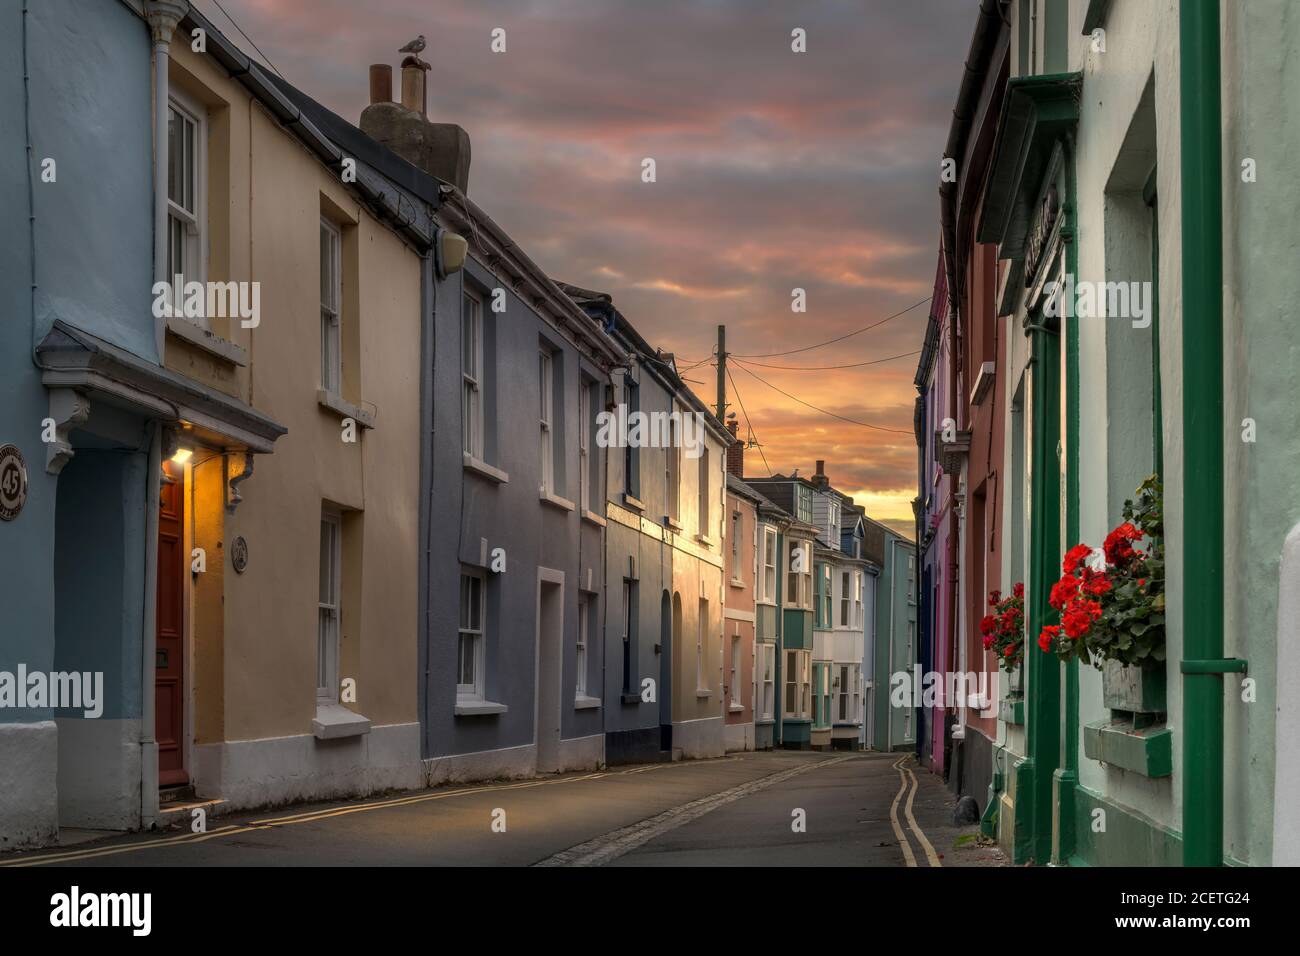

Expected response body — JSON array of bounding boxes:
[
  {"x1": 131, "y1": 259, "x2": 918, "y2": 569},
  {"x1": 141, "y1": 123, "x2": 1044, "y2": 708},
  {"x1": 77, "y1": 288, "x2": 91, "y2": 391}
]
[{"x1": 201, "y1": 0, "x2": 975, "y2": 536}]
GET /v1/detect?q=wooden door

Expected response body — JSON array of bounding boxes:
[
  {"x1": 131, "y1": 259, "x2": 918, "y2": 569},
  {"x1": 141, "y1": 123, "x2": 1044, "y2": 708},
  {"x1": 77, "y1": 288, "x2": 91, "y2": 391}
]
[{"x1": 156, "y1": 459, "x2": 187, "y2": 787}]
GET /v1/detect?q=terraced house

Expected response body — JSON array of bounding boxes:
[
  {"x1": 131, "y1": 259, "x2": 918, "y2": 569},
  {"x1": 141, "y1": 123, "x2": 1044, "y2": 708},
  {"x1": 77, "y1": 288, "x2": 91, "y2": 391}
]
[{"x1": 927, "y1": 0, "x2": 1300, "y2": 867}]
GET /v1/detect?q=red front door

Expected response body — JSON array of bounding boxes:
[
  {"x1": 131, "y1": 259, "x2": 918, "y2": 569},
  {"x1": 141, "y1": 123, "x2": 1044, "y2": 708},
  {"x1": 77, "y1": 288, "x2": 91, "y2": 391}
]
[{"x1": 156, "y1": 459, "x2": 187, "y2": 787}]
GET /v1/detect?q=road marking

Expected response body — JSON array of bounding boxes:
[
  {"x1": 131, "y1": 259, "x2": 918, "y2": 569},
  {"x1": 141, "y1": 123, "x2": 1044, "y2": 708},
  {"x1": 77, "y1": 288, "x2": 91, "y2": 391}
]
[
  {"x1": 534, "y1": 755, "x2": 854, "y2": 867},
  {"x1": 0, "y1": 825, "x2": 256, "y2": 867},
  {"x1": 902, "y1": 763, "x2": 942, "y2": 867},
  {"x1": 889, "y1": 756, "x2": 919, "y2": 867}
]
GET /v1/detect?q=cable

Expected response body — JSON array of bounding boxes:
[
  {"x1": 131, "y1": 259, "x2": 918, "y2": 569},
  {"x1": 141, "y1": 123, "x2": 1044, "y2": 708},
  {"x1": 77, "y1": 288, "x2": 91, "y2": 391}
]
[
  {"x1": 733, "y1": 350, "x2": 921, "y2": 372},
  {"x1": 724, "y1": 365, "x2": 772, "y2": 477},
  {"x1": 729, "y1": 296, "x2": 931, "y2": 359},
  {"x1": 204, "y1": 0, "x2": 285, "y2": 79},
  {"x1": 731, "y1": 361, "x2": 913, "y2": 435}
]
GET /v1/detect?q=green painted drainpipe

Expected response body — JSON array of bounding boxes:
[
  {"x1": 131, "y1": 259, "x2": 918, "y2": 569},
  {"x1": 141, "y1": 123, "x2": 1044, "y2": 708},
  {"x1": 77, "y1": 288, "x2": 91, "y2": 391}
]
[{"x1": 1179, "y1": 0, "x2": 1247, "y2": 867}]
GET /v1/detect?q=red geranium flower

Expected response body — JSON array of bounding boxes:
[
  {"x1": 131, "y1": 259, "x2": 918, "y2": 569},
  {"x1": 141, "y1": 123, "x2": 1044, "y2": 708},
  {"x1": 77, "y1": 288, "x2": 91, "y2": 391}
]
[
  {"x1": 1062, "y1": 543, "x2": 1092, "y2": 575},
  {"x1": 1049, "y1": 574, "x2": 1078, "y2": 611},
  {"x1": 1103, "y1": 522, "x2": 1143, "y2": 565},
  {"x1": 1013, "y1": 582, "x2": 1024, "y2": 599},
  {"x1": 1038, "y1": 625, "x2": 1060, "y2": 652}
]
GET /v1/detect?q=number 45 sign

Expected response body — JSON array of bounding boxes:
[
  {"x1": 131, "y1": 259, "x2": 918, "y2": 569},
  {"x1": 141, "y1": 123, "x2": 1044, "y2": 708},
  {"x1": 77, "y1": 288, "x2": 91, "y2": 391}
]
[{"x1": 0, "y1": 445, "x2": 29, "y2": 521}]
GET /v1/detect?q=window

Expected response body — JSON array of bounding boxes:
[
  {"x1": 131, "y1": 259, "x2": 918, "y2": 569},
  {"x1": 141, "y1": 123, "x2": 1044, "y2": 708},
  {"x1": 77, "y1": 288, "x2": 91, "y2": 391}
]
[
  {"x1": 317, "y1": 513, "x2": 341, "y2": 703},
  {"x1": 576, "y1": 593, "x2": 589, "y2": 699},
  {"x1": 828, "y1": 499, "x2": 840, "y2": 543},
  {"x1": 623, "y1": 378, "x2": 639, "y2": 498},
  {"x1": 816, "y1": 563, "x2": 832, "y2": 627},
  {"x1": 760, "y1": 526, "x2": 777, "y2": 602},
  {"x1": 320, "y1": 218, "x2": 342, "y2": 395},
  {"x1": 458, "y1": 571, "x2": 485, "y2": 701},
  {"x1": 167, "y1": 95, "x2": 204, "y2": 324},
  {"x1": 787, "y1": 539, "x2": 811, "y2": 609},
  {"x1": 783, "y1": 649, "x2": 810, "y2": 719},
  {"x1": 729, "y1": 634, "x2": 741, "y2": 707},
  {"x1": 666, "y1": 415, "x2": 680, "y2": 523},
  {"x1": 698, "y1": 447, "x2": 710, "y2": 535},
  {"x1": 696, "y1": 599, "x2": 708, "y2": 691},
  {"x1": 462, "y1": 290, "x2": 483, "y2": 458},
  {"x1": 838, "y1": 664, "x2": 850, "y2": 721},
  {"x1": 538, "y1": 349, "x2": 554, "y2": 495},
  {"x1": 853, "y1": 571, "x2": 863, "y2": 628},
  {"x1": 840, "y1": 570, "x2": 851, "y2": 626},
  {"x1": 796, "y1": 484, "x2": 813, "y2": 524},
  {"x1": 730, "y1": 511, "x2": 743, "y2": 582},
  {"x1": 821, "y1": 665, "x2": 831, "y2": 729},
  {"x1": 621, "y1": 579, "x2": 636, "y2": 695},
  {"x1": 580, "y1": 379, "x2": 600, "y2": 512},
  {"x1": 759, "y1": 644, "x2": 776, "y2": 719}
]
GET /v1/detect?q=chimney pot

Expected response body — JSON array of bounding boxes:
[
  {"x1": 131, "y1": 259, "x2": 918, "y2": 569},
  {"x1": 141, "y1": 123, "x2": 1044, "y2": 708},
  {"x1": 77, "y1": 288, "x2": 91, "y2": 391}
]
[
  {"x1": 369, "y1": 64, "x2": 392, "y2": 105},
  {"x1": 400, "y1": 56, "x2": 428, "y2": 115}
]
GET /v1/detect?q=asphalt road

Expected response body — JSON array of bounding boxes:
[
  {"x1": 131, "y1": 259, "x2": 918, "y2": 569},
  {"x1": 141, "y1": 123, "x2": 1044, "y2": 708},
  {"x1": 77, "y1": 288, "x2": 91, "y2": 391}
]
[{"x1": 0, "y1": 750, "x2": 1004, "y2": 868}]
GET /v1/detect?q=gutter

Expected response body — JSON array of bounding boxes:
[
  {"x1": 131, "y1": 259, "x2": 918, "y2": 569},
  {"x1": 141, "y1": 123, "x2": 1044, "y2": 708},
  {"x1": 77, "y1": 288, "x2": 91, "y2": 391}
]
[{"x1": 1179, "y1": 0, "x2": 1245, "y2": 867}]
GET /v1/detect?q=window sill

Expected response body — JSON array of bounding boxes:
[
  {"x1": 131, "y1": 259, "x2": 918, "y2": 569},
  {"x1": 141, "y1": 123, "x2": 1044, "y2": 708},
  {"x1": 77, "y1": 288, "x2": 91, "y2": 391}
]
[
  {"x1": 317, "y1": 389, "x2": 376, "y2": 429},
  {"x1": 463, "y1": 454, "x2": 509, "y2": 484},
  {"x1": 620, "y1": 692, "x2": 642, "y2": 705},
  {"x1": 540, "y1": 491, "x2": 576, "y2": 513},
  {"x1": 695, "y1": 534, "x2": 715, "y2": 547},
  {"x1": 574, "y1": 695, "x2": 602, "y2": 711},
  {"x1": 729, "y1": 578, "x2": 745, "y2": 589},
  {"x1": 728, "y1": 703, "x2": 744, "y2": 714},
  {"x1": 623, "y1": 493, "x2": 644, "y2": 511},
  {"x1": 455, "y1": 699, "x2": 509, "y2": 717},
  {"x1": 664, "y1": 517, "x2": 683, "y2": 533},
  {"x1": 312, "y1": 703, "x2": 371, "y2": 740},
  {"x1": 581, "y1": 509, "x2": 607, "y2": 527},
  {"x1": 695, "y1": 688, "x2": 711, "y2": 699},
  {"x1": 165, "y1": 315, "x2": 248, "y2": 367}
]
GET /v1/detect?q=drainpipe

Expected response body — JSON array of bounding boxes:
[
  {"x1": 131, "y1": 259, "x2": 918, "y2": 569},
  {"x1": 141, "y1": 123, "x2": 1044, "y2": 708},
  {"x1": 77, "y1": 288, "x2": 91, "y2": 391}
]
[
  {"x1": 140, "y1": 423, "x2": 162, "y2": 822},
  {"x1": 1180, "y1": 0, "x2": 1245, "y2": 867},
  {"x1": 145, "y1": 1, "x2": 187, "y2": 361}
]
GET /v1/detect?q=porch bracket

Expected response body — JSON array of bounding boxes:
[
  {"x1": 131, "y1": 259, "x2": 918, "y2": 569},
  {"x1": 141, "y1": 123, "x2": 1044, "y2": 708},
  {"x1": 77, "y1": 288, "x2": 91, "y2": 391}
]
[
  {"x1": 44, "y1": 387, "x2": 90, "y2": 475},
  {"x1": 226, "y1": 452, "x2": 254, "y2": 513}
]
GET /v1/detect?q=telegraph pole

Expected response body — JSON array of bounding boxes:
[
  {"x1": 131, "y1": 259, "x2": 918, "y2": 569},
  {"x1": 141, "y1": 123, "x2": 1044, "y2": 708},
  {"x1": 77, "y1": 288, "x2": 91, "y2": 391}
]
[{"x1": 715, "y1": 324, "x2": 727, "y2": 421}]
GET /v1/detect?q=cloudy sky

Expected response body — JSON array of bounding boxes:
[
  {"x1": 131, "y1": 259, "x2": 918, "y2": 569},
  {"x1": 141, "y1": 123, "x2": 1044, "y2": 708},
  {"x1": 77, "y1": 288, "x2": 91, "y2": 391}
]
[{"x1": 201, "y1": 0, "x2": 975, "y2": 535}]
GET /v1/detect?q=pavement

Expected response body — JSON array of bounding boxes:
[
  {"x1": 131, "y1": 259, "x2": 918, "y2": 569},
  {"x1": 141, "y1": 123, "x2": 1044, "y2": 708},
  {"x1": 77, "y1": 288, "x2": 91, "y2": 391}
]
[{"x1": 0, "y1": 749, "x2": 1005, "y2": 867}]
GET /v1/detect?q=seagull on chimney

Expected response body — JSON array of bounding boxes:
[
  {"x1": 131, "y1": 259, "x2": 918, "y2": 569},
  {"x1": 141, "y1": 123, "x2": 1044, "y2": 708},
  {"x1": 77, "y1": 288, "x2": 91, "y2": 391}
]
[{"x1": 398, "y1": 34, "x2": 426, "y2": 55}]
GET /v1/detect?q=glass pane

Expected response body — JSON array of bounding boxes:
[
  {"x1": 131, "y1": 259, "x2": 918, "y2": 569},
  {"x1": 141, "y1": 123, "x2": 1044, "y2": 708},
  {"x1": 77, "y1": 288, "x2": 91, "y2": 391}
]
[
  {"x1": 462, "y1": 309, "x2": 475, "y2": 373},
  {"x1": 458, "y1": 634, "x2": 474, "y2": 686},
  {"x1": 167, "y1": 108, "x2": 179, "y2": 205},
  {"x1": 318, "y1": 520, "x2": 332, "y2": 603},
  {"x1": 183, "y1": 116, "x2": 194, "y2": 212},
  {"x1": 320, "y1": 225, "x2": 330, "y2": 306},
  {"x1": 469, "y1": 576, "x2": 481, "y2": 631},
  {"x1": 318, "y1": 608, "x2": 329, "y2": 689}
]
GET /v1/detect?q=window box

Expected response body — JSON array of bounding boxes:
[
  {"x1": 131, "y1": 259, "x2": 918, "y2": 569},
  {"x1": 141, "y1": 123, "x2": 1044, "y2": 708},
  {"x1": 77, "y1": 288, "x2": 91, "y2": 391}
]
[
  {"x1": 1083, "y1": 718, "x2": 1172, "y2": 777},
  {"x1": 999, "y1": 694, "x2": 1025, "y2": 725},
  {"x1": 1101, "y1": 659, "x2": 1167, "y2": 715},
  {"x1": 317, "y1": 389, "x2": 375, "y2": 429}
]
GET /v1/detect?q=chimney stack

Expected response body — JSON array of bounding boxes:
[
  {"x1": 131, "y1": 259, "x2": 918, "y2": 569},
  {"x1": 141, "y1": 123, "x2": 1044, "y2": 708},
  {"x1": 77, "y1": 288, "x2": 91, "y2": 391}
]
[
  {"x1": 369, "y1": 64, "x2": 392, "y2": 105},
  {"x1": 725, "y1": 420, "x2": 744, "y2": 477},
  {"x1": 812, "y1": 459, "x2": 830, "y2": 490},
  {"x1": 360, "y1": 53, "x2": 472, "y2": 195}
]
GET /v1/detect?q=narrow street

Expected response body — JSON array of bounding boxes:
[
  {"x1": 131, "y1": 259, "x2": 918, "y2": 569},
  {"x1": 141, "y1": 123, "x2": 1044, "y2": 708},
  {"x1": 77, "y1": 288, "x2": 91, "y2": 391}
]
[{"x1": 0, "y1": 752, "x2": 1002, "y2": 868}]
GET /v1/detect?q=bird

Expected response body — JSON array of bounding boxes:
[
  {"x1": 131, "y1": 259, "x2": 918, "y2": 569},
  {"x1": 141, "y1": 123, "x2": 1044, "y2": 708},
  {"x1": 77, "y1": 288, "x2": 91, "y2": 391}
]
[{"x1": 398, "y1": 35, "x2": 426, "y2": 55}]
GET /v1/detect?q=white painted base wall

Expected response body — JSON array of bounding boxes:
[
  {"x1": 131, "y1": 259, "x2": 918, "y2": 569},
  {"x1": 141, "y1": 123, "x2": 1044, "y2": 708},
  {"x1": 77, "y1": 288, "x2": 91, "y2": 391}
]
[
  {"x1": 673, "y1": 716, "x2": 724, "y2": 759},
  {"x1": 724, "y1": 721, "x2": 753, "y2": 753},
  {"x1": 424, "y1": 742, "x2": 535, "y2": 788},
  {"x1": 554, "y1": 733, "x2": 604, "y2": 773},
  {"x1": 195, "y1": 721, "x2": 423, "y2": 810},
  {"x1": 0, "y1": 721, "x2": 58, "y2": 850},
  {"x1": 56, "y1": 717, "x2": 142, "y2": 830}
]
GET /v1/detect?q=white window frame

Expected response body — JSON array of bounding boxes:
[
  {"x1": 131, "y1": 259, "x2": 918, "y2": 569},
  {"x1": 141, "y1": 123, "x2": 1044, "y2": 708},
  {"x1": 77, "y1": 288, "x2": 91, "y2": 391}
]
[
  {"x1": 458, "y1": 570, "x2": 486, "y2": 703},
  {"x1": 317, "y1": 512, "x2": 341, "y2": 704},
  {"x1": 730, "y1": 510, "x2": 744, "y2": 584},
  {"x1": 166, "y1": 91, "x2": 206, "y2": 326},
  {"x1": 666, "y1": 415, "x2": 680, "y2": 523},
  {"x1": 759, "y1": 643, "x2": 775, "y2": 719},
  {"x1": 838, "y1": 664, "x2": 850, "y2": 721},
  {"x1": 576, "y1": 593, "x2": 589, "y2": 699},
  {"x1": 696, "y1": 599, "x2": 708, "y2": 692},
  {"x1": 621, "y1": 579, "x2": 634, "y2": 693},
  {"x1": 538, "y1": 349, "x2": 554, "y2": 495},
  {"x1": 760, "y1": 526, "x2": 777, "y2": 603},
  {"x1": 818, "y1": 563, "x2": 832, "y2": 625},
  {"x1": 578, "y1": 380, "x2": 591, "y2": 512},
  {"x1": 320, "y1": 217, "x2": 342, "y2": 396},
  {"x1": 697, "y1": 446, "x2": 709, "y2": 535},
  {"x1": 840, "y1": 569, "x2": 851, "y2": 627},
  {"x1": 787, "y1": 539, "x2": 811, "y2": 609},
  {"x1": 462, "y1": 290, "x2": 483, "y2": 459},
  {"x1": 783, "y1": 649, "x2": 810, "y2": 719}
]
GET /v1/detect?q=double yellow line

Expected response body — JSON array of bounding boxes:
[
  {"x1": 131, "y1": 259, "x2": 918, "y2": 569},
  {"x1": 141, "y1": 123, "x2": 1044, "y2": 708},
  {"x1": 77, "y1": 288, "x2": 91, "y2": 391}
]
[{"x1": 889, "y1": 754, "x2": 941, "y2": 867}]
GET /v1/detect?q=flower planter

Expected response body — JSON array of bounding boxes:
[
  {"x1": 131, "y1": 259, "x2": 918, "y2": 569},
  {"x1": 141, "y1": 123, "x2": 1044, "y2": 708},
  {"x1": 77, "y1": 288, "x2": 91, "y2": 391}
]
[{"x1": 1101, "y1": 659, "x2": 1166, "y2": 715}]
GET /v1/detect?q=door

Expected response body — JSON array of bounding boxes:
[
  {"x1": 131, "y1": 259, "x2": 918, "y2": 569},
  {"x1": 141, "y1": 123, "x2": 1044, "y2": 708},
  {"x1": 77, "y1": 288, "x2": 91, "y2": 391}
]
[
  {"x1": 156, "y1": 458, "x2": 187, "y2": 786},
  {"x1": 536, "y1": 576, "x2": 563, "y2": 773}
]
